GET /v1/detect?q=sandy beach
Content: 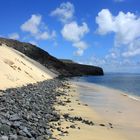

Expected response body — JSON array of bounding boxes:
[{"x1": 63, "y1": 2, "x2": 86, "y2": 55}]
[
  {"x1": 54, "y1": 80, "x2": 140, "y2": 140},
  {"x1": 0, "y1": 45, "x2": 140, "y2": 140}
]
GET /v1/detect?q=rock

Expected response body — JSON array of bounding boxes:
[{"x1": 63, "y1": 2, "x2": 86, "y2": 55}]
[
  {"x1": 1, "y1": 119, "x2": 11, "y2": 126},
  {"x1": 39, "y1": 128, "x2": 45, "y2": 133},
  {"x1": 63, "y1": 113, "x2": 69, "y2": 119},
  {"x1": 9, "y1": 134, "x2": 18, "y2": 140},
  {"x1": 0, "y1": 124, "x2": 10, "y2": 135},
  {"x1": 59, "y1": 133, "x2": 65, "y2": 136},
  {"x1": 22, "y1": 127, "x2": 32, "y2": 138},
  {"x1": 65, "y1": 99, "x2": 71, "y2": 103},
  {"x1": 109, "y1": 123, "x2": 113, "y2": 128},
  {"x1": 100, "y1": 124, "x2": 105, "y2": 127},
  {"x1": 0, "y1": 78, "x2": 70, "y2": 139},
  {"x1": 70, "y1": 125, "x2": 76, "y2": 129},
  {"x1": 12, "y1": 121, "x2": 22, "y2": 128},
  {"x1": 36, "y1": 135, "x2": 50, "y2": 140},
  {"x1": 17, "y1": 136, "x2": 29, "y2": 140},
  {"x1": 0, "y1": 136, "x2": 8, "y2": 140},
  {"x1": 57, "y1": 127, "x2": 61, "y2": 131},
  {"x1": 45, "y1": 129, "x2": 52, "y2": 136},
  {"x1": 17, "y1": 130, "x2": 26, "y2": 137},
  {"x1": 10, "y1": 114, "x2": 21, "y2": 121}
]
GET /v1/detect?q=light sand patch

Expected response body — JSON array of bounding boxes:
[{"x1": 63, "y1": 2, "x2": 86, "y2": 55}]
[{"x1": 0, "y1": 44, "x2": 56, "y2": 90}]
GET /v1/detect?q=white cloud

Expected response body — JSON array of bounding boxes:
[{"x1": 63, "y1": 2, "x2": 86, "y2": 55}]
[
  {"x1": 21, "y1": 14, "x2": 41, "y2": 34},
  {"x1": 79, "y1": 56, "x2": 106, "y2": 67},
  {"x1": 96, "y1": 9, "x2": 140, "y2": 57},
  {"x1": 61, "y1": 21, "x2": 89, "y2": 42},
  {"x1": 122, "y1": 48, "x2": 140, "y2": 57},
  {"x1": 8, "y1": 33, "x2": 20, "y2": 40},
  {"x1": 96, "y1": 9, "x2": 115, "y2": 35},
  {"x1": 105, "y1": 47, "x2": 121, "y2": 59},
  {"x1": 61, "y1": 21, "x2": 89, "y2": 56},
  {"x1": 96, "y1": 9, "x2": 140, "y2": 45},
  {"x1": 36, "y1": 30, "x2": 56, "y2": 40},
  {"x1": 85, "y1": 55, "x2": 139, "y2": 72},
  {"x1": 50, "y1": 2, "x2": 74, "y2": 23},
  {"x1": 21, "y1": 14, "x2": 56, "y2": 40},
  {"x1": 51, "y1": 2, "x2": 89, "y2": 56},
  {"x1": 73, "y1": 41, "x2": 88, "y2": 56},
  {"x1": 122, "y1": 39, "x2": 140, "y2": 57}
]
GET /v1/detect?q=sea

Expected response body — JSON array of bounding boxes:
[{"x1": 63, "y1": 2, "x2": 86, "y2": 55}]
[{"x1": 73, "y1": 73, "x2": 140, "y2": 99}]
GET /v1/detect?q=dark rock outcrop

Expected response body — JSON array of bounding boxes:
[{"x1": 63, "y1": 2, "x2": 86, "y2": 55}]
[{"x1": 0, "y1": 37, "x2": 104, "y2": 76}]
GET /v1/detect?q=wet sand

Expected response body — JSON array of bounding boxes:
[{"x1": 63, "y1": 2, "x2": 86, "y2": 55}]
[
  {"x1": 54, "y1": 80, "x2": 132, "y2": 140},
  {"x1": 73, "y1": 81, "x2": 140, "y2": 140}
]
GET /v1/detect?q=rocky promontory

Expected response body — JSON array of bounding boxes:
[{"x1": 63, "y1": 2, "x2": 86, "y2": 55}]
[{"x1": 0, "y1": 37, "x2": 104, "y2": 77}]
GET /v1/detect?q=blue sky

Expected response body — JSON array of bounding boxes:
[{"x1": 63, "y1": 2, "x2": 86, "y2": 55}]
[{"x1": 0, "y1": 0, "x2": 140, "y2": 73}]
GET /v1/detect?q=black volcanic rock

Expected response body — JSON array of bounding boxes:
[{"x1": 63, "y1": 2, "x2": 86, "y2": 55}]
[{"x1": 0, "y1": 37, "x2": 104, "y2": 76}]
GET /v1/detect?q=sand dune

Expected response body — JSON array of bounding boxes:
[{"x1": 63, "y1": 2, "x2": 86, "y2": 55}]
[{"x1": 0, "y1": 44, "x2": 56, "y2": 90}]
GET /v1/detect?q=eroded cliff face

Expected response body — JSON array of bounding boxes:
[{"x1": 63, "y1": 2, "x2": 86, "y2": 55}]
[{"x1": 0, "y1": 37, "x2": 104, "y2": 76}]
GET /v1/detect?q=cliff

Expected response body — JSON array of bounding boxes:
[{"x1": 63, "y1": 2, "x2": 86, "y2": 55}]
[{"x1": 0, "y1": 37, "x2": 104, "y2": 77}]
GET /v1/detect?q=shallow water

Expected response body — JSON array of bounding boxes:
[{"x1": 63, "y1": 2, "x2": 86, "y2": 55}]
[{"x1": 74, "y1": 73, "x2": 140, "y2": 97}]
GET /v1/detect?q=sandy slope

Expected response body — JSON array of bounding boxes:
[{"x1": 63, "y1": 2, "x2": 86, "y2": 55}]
[{"x1": 0, "y1": 44, "x2": 56, "y2": 90}]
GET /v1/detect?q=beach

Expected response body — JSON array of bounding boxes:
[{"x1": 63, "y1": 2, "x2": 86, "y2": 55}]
[
  {"x1": 0, "y1": 44, "x2": 140, "y2": 140},
  {"x1": 0, "y1": 73, "x2": 140, "y2": 139},
  {"x1": 54, "y1": 80, "x2": 140, "y2": 140}
]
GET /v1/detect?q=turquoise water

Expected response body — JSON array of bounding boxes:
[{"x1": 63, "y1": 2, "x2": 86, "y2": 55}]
[{"x1": 74, "y1": 73, "x2": 140, "y2": 97}]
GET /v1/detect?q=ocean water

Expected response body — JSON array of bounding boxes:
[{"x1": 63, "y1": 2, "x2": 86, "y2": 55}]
[{"x1": 74, "y1": 73, "x2": 140, "y2": 97}]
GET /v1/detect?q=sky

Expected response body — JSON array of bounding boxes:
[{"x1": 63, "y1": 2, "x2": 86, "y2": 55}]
[{"x1": 0, "y1": 0, "x2": 140, "y2": 73}]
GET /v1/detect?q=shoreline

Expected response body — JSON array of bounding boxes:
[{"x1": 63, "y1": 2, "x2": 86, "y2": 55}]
[
  {"x1": 73, "y1": 78, "x2": 140, "y2": 102},
  {"x1": 54, "y1": 79, "x2": 128, "y2": 140},
  {"x1": 68, "y1": 80, "x2": 140, "y2": 140},
  {"x1": 0, "y1": 77, "x2": 140, "y2": 140}
]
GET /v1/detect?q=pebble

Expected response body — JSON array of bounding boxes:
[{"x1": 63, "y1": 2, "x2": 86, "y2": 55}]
[
  {"x1": 0, "y1": 78, "x2": 97, "y2": 139},
  {"x1": 0, "y1": 136, "x2": 8, "y2": 140},
  {"x1": 0, "y1": 78, "x2": 66, "y2": 139}
]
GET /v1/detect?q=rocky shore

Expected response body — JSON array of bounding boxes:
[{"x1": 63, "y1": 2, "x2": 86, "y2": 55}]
[
  {"x1": 0, "y1": 78, "x2": 65, "y2": 140},
  {"x1": 0, "y1": 78, "x2": 96, "y2": 140}
]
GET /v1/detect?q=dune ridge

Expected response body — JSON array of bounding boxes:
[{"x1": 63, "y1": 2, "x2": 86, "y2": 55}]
[{"x1": 0, "y1": 44, "x2": 56, "y2": 90}]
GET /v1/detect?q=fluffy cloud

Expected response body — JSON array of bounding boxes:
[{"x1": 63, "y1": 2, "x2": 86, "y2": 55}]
[
  {"x1": 77, "y1": 56, "x2": 106, "y2": 67},
  {"x1": 35, "y1": 30, "x2": 56, "y2": 40},
  {"x1": 21, "y1": 15, "x2": 41, "y2": 34},
  {"x1": 8, "y1": 33, "x2": 20, "y2": 40},
  {"x1": 51, "y1": 2, "x2": 89, "y2": 56},
  {"x1": 21, "y1": 14, "x2": 56, "y2": 40},
  {"x1": 61, "y1": 21, "x2": 89, "y2": 56},
  {"x1": 61, "y1": 21, "x2": 89, "y2": 42},
  {"x1": 96, "y1": 9, "x2": 140, "y2": 57},
  {"x1": 122, "y1": 48, "x2": 140, "y2": 57},
  {"x1": 96, "y1": 9, "x2": 140, "y2": 45},
  {"x1": 73, "y1": 41, "x2": 88, "y2": 56},
  {"x1": 122, "y1": 39, "x2": 140, "y2": 57},
  {"x1": 50, "y1": 2, "x2": 74, "y2": 23}
]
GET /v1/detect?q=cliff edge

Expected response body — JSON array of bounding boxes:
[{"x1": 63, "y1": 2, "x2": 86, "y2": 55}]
[{"x1": 0, "y1": 37, "x2": 104, "y2": 77}]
